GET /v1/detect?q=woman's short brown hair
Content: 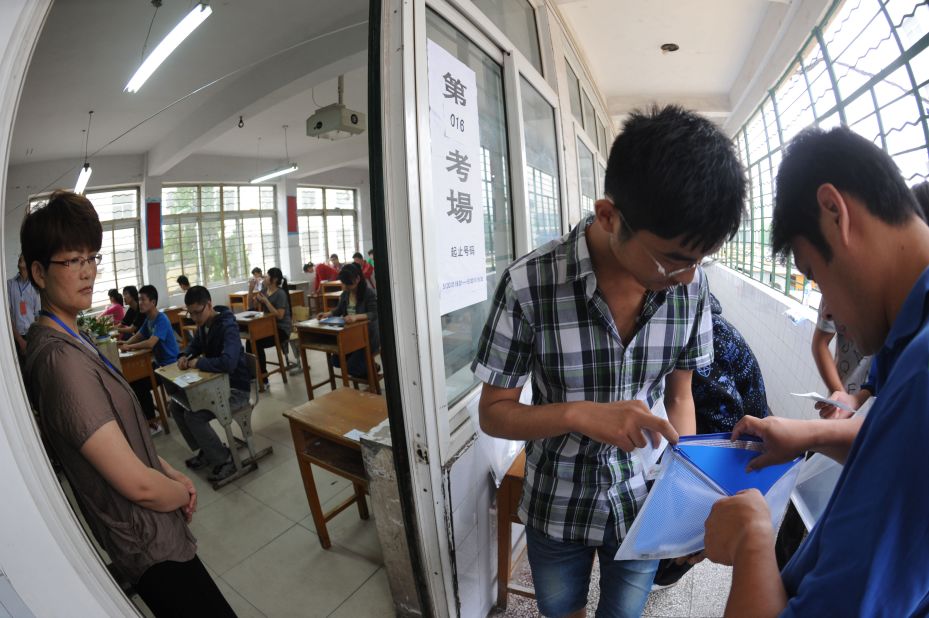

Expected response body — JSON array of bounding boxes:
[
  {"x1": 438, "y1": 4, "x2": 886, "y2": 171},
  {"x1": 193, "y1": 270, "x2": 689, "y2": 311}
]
[{"x1": 21, "y1": 190, "x2": 102, "y2": 286}]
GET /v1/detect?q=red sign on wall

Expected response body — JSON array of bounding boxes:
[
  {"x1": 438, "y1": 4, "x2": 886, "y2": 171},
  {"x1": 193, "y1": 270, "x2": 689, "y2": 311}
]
[
  {"x1": 286, "y1": 195, "x2": 297, "y2": 235},
  {"x1": 146, "y1": 201, "x2": 162, "y2": 250}
]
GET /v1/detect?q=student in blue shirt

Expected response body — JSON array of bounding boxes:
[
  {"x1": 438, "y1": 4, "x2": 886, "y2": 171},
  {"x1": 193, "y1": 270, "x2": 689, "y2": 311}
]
[
  {"x1": 120, "y1": 285, "x2": 179, "y2": 434},
  {"x1": 702, "y1": 127, "x2": 929, "y2": 616}
]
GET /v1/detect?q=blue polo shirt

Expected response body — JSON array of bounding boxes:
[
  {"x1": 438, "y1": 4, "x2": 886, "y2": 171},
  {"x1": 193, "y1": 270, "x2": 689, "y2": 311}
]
[
  {"x1": 781, "y1": 266, "x2": 929, "y2": 616},
  {"x1": 140, "y1": 312, "x2": 180, "y2": 367}
]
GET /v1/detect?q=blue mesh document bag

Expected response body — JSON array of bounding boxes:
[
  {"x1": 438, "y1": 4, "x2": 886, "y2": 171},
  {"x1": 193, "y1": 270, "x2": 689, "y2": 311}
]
[{"x1": 615, "y1": 433, "x2": 802, "y2": 560}]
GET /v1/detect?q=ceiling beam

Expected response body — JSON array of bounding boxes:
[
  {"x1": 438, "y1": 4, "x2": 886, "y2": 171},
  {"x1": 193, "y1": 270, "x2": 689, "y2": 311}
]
[{"x1": 147, "y1": 24, "x2": 367, "y2": 177}]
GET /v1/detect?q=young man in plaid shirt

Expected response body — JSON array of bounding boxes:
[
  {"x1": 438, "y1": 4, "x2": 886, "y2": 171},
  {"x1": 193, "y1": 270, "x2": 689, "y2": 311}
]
[{"x1": 472, "y1": 106, "x2": 746, "y2": 618}]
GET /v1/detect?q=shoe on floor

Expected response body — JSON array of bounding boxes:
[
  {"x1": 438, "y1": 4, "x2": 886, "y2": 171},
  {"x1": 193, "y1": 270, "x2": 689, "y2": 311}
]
[
  {"x1": 184, "y1": 450, "x2": 208, "y2": 470},
  {"x1": 149, "y1": 422, "x2": 164, "y2": 437},
  {"x1": 208, "y1": 458, "x2": 236, "y2": 483}
]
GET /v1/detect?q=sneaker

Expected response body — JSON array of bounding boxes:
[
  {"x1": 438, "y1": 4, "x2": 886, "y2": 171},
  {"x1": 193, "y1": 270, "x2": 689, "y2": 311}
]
[
  {"x1": 208, "y1": 458, "x2": 237, "y2": 483},
  {"x1": 148, "y1": 422, "x2": 163, "y2": 437},
  {"x1": 184, "y1": 450, "x2": 208, "y2": 470}
]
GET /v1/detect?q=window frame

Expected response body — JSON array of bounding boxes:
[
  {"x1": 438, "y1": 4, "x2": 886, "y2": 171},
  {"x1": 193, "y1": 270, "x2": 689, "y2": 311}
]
[
  {"x1": 161, "y1": 183, "x2": 278, "y2": 294},
  {"x1": 295, "y1": 185, "x2": 361, "y2": 265}
]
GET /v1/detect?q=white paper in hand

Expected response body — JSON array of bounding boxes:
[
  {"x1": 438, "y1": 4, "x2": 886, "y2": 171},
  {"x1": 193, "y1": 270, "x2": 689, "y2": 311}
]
[
  {"x1": 790, "y1": 391, "x2": 855, "y2": 413},
  {"x1": 632, "y1": 387, "x2": 669, "y2": 480}
]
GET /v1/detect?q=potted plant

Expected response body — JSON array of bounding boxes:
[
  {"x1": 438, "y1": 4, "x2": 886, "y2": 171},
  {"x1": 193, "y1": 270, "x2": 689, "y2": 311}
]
[{"x1": 77, "y1": 312, "x2": 119, "y2": 367}]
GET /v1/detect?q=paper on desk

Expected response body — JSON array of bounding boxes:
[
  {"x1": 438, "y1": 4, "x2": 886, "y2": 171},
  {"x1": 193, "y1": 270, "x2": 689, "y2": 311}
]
[
  {"x1": 344, "y1": 428, "x2": 365, "y2": 441},
  {"x1": 791, "y1": 392, "x2": 855, "y2": 413},
  {"x1": 174, "y1": 374, "x2": 202, "y2": 386}
]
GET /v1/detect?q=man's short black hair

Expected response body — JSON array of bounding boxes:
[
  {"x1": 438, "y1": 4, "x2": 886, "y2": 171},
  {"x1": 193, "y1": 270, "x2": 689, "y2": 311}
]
[
  {"x1": 367, "y1": 249, "x2": 374, "y2": 256},
  {"x1": 176, "y1": 275, "x2": 190, "y2": 287},
  {"x1": 139, "y1": 284, "x2": 158, "y2": 304},
  {"x1": 352, "y1": 252, "x2": 364, "y2": 260},
  {"x1": 251, "y1": 267, "x2": 262, "y2": 275},
  {"x1": 604, "y1": 105, "x2": 745, "y2": 252},
  {"x1": 771, "y1": 126, "x2": 919, "y2": 261},
  {"x1": 184, "y1": 285, "x2": 211, "y2": 307},
  {"x1": 303, "y1": 262, "x2": 314, "y2": 273}
]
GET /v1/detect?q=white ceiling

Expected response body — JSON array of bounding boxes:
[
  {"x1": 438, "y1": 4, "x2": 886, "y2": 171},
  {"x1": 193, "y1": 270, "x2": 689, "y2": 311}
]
[{"x1": 9, "y1": 0, "x2": 824, "y2": 178}]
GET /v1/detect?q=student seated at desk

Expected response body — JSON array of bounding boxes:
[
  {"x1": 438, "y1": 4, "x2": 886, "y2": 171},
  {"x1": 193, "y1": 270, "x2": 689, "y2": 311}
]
[
  {"x1": 172, "y1": 286, "x2": 250, "y2": 484},
  {"x1": 100, "y1": 288, "x2": 125, "y2": 324},
  {"x1": 246, "y1": 267, "x2": 292, "y2": 382},
  {"x1": 318, "y1": 263, "x2": 379, "y2": 379},
  {"x1": 117, "y1": 285, "x2": 145, "y2": 340},
  {"x1": 176, "y1": 274, "x2": 190, "y2": 293},
  {"x1": 120, "y1": 285, "x2": 180, "y2": 435}
]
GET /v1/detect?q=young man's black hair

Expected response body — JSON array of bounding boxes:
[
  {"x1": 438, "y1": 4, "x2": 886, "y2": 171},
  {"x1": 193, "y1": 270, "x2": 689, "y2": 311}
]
[
  {"x1": 352, "y1": 252, "x2": 364, "y2": 260},
  {"x1": 139, "y1": 284, "x2": 158, "y2": 303},
  {"x1": 604, "y1": 105, "x2": 746, "y2": 252},
  {"x1": 184, "y1": 285, "x2": 211, "y2": 307},
  {"x1": 771, "y1": 126, "x2": 919, "y2": 261},
  {"x1": 176, "y1": 275, "x2": 190, "y2": 289},
  {"x1": 251, "y1": 267, "x2": 262, "y2": 276}
]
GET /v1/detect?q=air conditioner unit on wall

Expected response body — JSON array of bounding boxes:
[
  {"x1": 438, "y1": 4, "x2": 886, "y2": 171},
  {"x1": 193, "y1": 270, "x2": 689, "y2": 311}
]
[{"x1": 306, "y1": 75, "x2": 366, "y2": 140}]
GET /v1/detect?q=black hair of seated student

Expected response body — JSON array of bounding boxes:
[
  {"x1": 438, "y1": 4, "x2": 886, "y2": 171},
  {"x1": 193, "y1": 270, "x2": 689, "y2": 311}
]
[
  {"x1": 251, "y1": 267, "x2": 262, "y2": 276},
  {"x1": 122, "y1": 285, "x2": 139, "y2": 304},
  {"x1": 911, "y1": 181, "x2": 929, "y2": 222},
  {"x1": 303, "y1": 262, "x2": 313, "y2": 274},
  {"x1": 604, "y1": 105, "x2": 745, "y2": 253},
  {"x1": 139, "y1": 284, "x2": 158, "y2": 304},
  {"x1": 176, "y1": 275, "x2": 190, "y2": 290},
  {"x1": 772, "y1": 126, "x2": 920, "y2": 262},
  {"x1": 183, "y1": 285, "x2": 211, "y2": 307},
  {"x1": 108, "y1": 288, "x2": 122, "y2": 303},
  {"x1": 352, "y1": 251, "x2": 364, "y2": 261}
]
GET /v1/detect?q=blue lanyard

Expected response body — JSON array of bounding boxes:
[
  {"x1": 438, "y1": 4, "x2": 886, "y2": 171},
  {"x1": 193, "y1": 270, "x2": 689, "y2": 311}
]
[
  {"x1": 39, "y1": 310, "x2": 120, "y2": 375},
  {"x1": 17, "y1": 277, "x2": 30, "y2": 296}
]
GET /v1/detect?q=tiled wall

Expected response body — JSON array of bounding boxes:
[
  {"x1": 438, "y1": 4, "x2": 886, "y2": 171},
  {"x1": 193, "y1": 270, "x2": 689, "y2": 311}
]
[{"x1": 442, "y1": 262, "x2": 830, "y2": 618}]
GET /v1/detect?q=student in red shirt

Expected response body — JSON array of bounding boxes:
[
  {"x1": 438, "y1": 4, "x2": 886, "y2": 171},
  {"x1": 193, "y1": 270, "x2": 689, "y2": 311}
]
[
  {"x1": 353, "y1": 252, "x2": 375, "y2": 288},
  {"x1": 310, "y1": 261, "x2": 339, "y2": 292}
]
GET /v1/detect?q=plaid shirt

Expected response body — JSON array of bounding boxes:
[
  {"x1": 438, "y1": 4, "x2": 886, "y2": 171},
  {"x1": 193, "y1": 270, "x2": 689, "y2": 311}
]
[{"x1": 472, "y1": 216, "x2": 713, "y2": 545}]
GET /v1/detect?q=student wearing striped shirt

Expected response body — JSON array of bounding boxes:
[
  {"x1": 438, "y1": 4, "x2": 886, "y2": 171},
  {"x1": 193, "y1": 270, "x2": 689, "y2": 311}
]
[{"x1": 473, "y1": 106, "x2": 746, "y2": 618}]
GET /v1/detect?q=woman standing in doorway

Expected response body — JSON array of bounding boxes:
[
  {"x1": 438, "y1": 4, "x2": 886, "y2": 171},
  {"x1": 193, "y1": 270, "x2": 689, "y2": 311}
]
[{"x1": 21, "y1": 191, "x2": 234, "y2": 617}]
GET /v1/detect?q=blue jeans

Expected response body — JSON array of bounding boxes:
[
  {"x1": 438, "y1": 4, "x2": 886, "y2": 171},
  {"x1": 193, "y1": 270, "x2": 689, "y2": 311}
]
[{"x1": 525, "y1": 520, "x2": 658, "y2": 618}]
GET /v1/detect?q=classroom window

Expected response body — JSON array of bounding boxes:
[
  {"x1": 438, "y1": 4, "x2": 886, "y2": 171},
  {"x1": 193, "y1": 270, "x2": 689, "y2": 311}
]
[
  {"x1": 721, "y1": 0, "x2": 929, "y2": 304},
  {"x1": 29, "y1": 187, "x2": 142, "y2": 309},
  {"x1": 295, "y1": 186, "x2": 359, "y2": 266},
  {"x1": 565, "y1": 61, "x2": 583, "y2": 126},
  {"x1": 162, "y1": 184, "x2": 278, "y2": 293}
]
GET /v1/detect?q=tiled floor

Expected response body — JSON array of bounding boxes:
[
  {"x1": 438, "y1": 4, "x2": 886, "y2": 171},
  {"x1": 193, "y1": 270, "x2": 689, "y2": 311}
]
[
  {"x1": 136, "y1": 350, "x2": 394, "y2": 618},
  {"x1": 490, "y1": 549, "x2": 732, "y2": 618}
]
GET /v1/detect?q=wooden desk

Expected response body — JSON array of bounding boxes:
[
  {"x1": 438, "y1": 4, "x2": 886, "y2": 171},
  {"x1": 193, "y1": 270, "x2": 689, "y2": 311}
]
[
  {"x1": 283, "y1": 389, "x2": 387, "y2": 549},
  {"x1": 163, "y1": 306, "x2": 187, "y2": 341},
  {"x1": 228, "y1": 291, "x2": 249, "y2": 309},
  {"x1": 322, "y1": 291, "x2": 342, "y2": 312},
  {"x1": 497, "y1": 450, "x2": 534, "y2": 608},
  {"x1": 155, "y1": 362, "x2": 272, "y2": 487},
  {"x1": 319, "y1": 281, "x2": 343, "y2": 295},
  {"x1": 118, "y1": 349, "x2": 170, "y2": 433},
  {"x1": 289, "y1": 289, "x2": 306, "y2": 308},
  {"x1": 236, "y1": 312, "x2": 287, "y2": 391},
  {"x1": 295, "y1": 319, "x2": 378, "y2": 401}
]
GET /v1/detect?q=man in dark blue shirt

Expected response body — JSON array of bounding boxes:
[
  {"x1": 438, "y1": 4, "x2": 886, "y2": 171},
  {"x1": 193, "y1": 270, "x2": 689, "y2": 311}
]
[
  {"x1": 171, "y1": 286, "x2": 251, "y2": 484},
  {"x1": 703, "y1": 127, "x2": 929, "y2": 616}
]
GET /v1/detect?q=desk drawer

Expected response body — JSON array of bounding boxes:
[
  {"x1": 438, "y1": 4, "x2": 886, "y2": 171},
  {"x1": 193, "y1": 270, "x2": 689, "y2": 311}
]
[{"x1": 303, "y1": 436, "x2": 366, "y2": 484}]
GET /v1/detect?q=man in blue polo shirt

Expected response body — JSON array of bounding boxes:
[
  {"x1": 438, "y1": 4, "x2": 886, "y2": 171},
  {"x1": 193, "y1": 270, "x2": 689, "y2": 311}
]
[
  {"x1": 120, "y1": 284, "x2": 179, "y2": 434},
  {"x1": 703, "y1": 126, "x2": 929, "y2": 616}
]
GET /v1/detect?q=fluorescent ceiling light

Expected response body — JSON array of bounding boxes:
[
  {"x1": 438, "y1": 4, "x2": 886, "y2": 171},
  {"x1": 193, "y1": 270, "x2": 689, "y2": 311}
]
[
  {"x1": 250, "y1": 164, "x2": 298, "y2": 184},
  {"x1": 125, "y1": 3, "x2": 213, "y2": 93},
  {"x1": 74, "y1": 163, "x2": 92, "y2": 194}
]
